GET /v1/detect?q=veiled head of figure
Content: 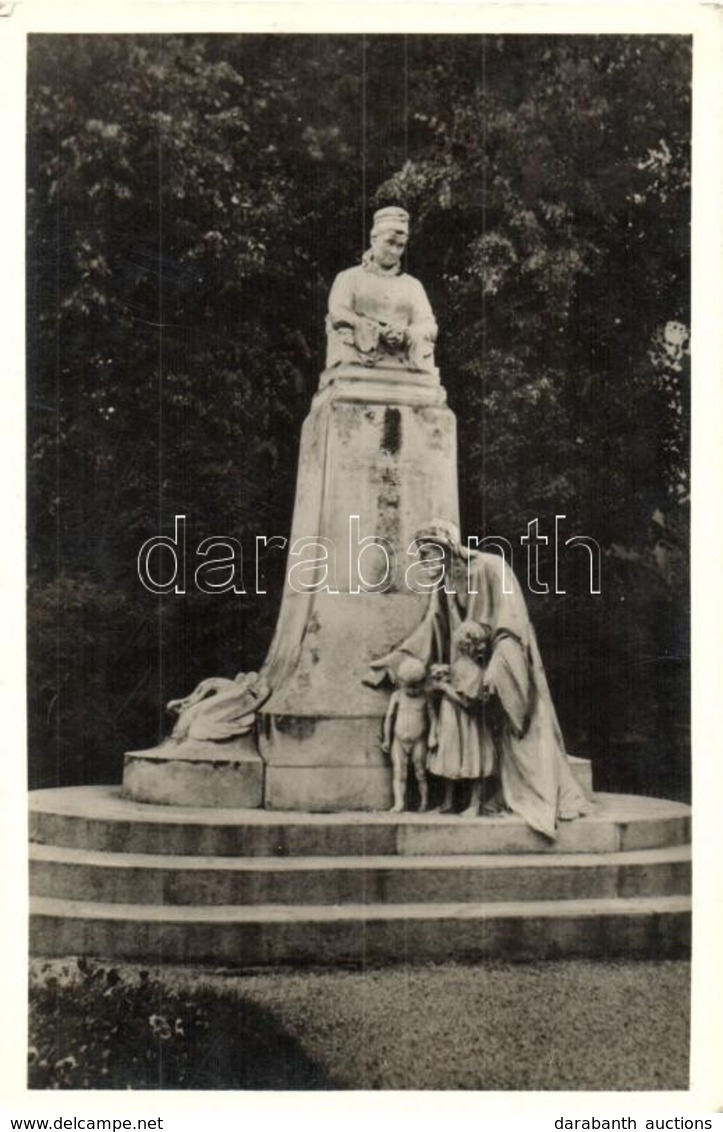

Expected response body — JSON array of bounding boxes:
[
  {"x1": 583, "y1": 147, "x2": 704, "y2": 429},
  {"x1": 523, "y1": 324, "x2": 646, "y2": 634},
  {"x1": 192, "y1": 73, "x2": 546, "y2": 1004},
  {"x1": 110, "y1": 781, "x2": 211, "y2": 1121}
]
[
  {"x1": 415, "y1": 520, "x2": 467, "y2": 559},
  {"x1": 369, "y1": 206, "x2": 409, "y2": 269}
]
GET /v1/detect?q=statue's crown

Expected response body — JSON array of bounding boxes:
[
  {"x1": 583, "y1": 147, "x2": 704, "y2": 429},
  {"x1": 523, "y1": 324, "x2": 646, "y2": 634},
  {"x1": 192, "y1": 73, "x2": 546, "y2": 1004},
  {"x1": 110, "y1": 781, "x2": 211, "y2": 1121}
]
[{"x1": 372, "y1": 206, "x2": 409, "y2": 236}]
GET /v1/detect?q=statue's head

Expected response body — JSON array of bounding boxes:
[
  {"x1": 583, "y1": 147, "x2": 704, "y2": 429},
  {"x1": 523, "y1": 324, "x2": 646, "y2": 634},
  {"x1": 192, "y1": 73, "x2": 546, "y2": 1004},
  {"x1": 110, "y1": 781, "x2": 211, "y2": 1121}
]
[
  {"x1": 453, "y1": 619, "x2": 492, "y2": 659},
  {"x1": 369, "y1": 206, "x2": 409, "y2": 271},
  {"x1": 414, "y1": 519, "x2": 468, "y2": 584},
  {"x1": 415, "y1": 520, "x2": 467, "y2": 559},
  {"x1": 397, "y1": 656, "x2": 427, "y2": 692}
]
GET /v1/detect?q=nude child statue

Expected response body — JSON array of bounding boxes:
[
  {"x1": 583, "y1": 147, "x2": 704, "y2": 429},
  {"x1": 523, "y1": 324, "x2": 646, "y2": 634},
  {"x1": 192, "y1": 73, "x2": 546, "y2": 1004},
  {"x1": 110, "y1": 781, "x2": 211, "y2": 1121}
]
[{"x1": 381, "y1": 656, "x2": 432, "y2": 813}]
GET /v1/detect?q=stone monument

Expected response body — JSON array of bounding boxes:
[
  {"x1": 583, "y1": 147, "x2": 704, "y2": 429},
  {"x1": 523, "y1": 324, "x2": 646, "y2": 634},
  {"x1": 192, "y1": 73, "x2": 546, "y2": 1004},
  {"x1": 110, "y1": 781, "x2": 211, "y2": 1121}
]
[
  {"x1": 122, "y1": 206, "x2": 586, "y2": 826},
  {"x1": 255, "y1": 206, "x2": 458, "y2": 811},
  {"x1": 124, "y1": 205, "x2": 459, "y2": 812},
  {"x1": 31, "y1": 207, "x2": 690, "y2": 966}
]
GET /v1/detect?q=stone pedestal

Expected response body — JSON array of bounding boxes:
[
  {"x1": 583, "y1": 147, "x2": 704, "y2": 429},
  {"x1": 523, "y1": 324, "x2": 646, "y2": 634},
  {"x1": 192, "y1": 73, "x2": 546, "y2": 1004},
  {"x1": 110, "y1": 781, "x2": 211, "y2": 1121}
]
[
  {"x1": 258, "y1": 365, "x2": 459, "y2": 811},
  {"x1": 123, "y1": 736, "x2": 264, "y2": 808}
]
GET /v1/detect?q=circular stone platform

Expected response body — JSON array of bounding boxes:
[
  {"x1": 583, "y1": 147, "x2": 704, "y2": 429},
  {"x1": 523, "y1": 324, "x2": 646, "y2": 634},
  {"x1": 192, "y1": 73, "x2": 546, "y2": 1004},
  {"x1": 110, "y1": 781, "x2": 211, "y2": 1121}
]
[
  {"x1": 28, "y1": 786, "x2": 690, "y2": 965},
  {"x1": 29, "y1": 786, "x2": 690, "y2": 857}
]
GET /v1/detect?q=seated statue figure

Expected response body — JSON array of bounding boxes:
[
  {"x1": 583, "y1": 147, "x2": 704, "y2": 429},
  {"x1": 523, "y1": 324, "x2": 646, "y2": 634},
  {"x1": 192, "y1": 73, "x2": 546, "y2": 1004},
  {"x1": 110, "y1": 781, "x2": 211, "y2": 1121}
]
[{"x1": 325, "y1": 206, "x2": 438, "y2": 374}]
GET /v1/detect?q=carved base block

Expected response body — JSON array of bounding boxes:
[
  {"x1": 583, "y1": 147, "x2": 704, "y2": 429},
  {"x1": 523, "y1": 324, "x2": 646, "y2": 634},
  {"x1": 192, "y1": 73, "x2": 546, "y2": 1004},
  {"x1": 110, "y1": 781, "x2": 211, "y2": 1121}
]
[
  {"x1": 121, "y1": 733, "x2": 591, "y2": 814},
  {"x1": 265, "y1": 765, "x2": 393, "y2": 812},
  {"x1": 122, "y1": 737, "x2": 264, "y2": 808},
  {"x1": 264, "y1": 757, "x2": 592, "y2": 814},
  {"x1": 258, "y1": 713, "x2": 387, "y2": 768}
]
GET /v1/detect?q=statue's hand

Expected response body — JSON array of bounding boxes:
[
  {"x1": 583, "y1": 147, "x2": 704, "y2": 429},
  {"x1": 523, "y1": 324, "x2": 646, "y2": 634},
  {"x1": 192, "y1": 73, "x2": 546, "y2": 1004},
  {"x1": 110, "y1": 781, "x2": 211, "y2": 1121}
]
[
  {"x1": 381, "y1": 323, "x2": 406, "y2": 349},
  {"x1": 430, "y1": 664, "x2": 451, "y2": 683},
  {"x1": 354, "y1": 317, "x2": 380, "y2": 354},
  {"x1": 363, "y1": 648, "x2": 410, "y2": 689}
]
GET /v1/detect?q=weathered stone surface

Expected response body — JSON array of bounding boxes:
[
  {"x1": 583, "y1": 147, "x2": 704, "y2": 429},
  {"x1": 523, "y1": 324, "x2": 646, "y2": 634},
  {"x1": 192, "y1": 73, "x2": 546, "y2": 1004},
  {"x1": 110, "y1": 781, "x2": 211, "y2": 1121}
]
[
  {"x1": 259, "y1": 596, "x2": 426, "y2": 725},
  {"x1": 619, "y1": 815, "x2": 692, "y2": 852},
  {"x1": 30, "y1": 842, "x2": 691, "y2": 907},
  {"x1": 265, "y1": 765, "x2": 392, "y2": 812},
  {"x1": 28, "y1": 785, "x2": 691, "y2": 964},
  {"x1": 396, "y1": 814, "x2": 621, "y2": 856},
  {"x1": 318, "y1": 365, "x2": 444, "y2": 406},
  {"x1": 257, "y1": 368, "x2": 460, "y2": 810},
  {"x1": 29, "y1": 893, "x2": 691, "y2": 965},
  {"x1": 259, "y1": 714, "x2": 385, "y2": 769},
  {"x1": 122, "y1": 737, "x2": 264, "y2": 808}
]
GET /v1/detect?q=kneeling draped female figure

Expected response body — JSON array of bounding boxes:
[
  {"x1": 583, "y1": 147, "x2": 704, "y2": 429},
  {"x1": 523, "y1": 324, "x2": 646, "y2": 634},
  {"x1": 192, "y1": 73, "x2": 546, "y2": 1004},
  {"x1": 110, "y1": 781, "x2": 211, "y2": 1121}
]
[{"x1": 366, "y1": 520, "x2": 591, "y2": 840}]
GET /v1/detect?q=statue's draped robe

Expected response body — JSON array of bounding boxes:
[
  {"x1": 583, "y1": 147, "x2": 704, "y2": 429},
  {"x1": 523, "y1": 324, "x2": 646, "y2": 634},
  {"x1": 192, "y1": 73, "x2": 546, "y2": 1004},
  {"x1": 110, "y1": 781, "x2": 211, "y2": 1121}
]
[
  {"x1": 428, "y1": 652, "x2": 497, "y2": 782},
  {"x1": 326, "y1": 263, "x2": 437, "y2": 372},
  {"x1": 373, "y1": 552, "x2": 591, "y2": 839}
]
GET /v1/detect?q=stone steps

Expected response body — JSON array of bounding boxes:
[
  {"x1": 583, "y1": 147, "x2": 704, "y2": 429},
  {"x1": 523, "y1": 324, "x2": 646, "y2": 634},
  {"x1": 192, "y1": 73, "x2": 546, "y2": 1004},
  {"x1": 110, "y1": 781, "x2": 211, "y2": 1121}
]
[
  {"x1": 30, "y1": 841, "x2": 691, "y2": 906},
  {"x1": 29, "y1": 787, "x2": 691, "y2": 857},
  {"x1": 29, "y1": 893, "x2": 691, "y2": 964},
  {"x1": 28, "y1": 786, "x2": 691, "y2": 965}
]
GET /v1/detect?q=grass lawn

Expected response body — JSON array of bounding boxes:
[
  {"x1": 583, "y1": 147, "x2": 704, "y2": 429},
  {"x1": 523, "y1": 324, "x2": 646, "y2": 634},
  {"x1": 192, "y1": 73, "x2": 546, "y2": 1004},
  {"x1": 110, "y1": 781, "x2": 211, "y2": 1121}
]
[{"x1": 29, "y1": 957, "x2": 690, "y2": 1091}]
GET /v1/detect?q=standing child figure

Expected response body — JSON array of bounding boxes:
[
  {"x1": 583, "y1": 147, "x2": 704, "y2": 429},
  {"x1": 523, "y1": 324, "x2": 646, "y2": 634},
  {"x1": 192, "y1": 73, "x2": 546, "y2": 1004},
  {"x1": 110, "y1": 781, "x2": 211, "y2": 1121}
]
[
  {"x1": 381, "y1": 657, "x2": 431, "y2": 813},
  {"x1": 429, "y1": 619, "x2": 496, "y2": 816}
]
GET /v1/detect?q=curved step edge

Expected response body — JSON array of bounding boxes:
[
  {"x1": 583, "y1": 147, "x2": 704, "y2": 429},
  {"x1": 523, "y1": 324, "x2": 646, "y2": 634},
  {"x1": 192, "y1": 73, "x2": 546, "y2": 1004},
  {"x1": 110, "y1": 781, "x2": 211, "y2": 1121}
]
[
  {"x1": 29, "y1": 787, "x2": 692, "y2": 857},
  {"x1": 29, "y1": 843, "x2": 692, "y2": 906},
  {"x1": 29, "y1": 893, "x2": 692, "y2": 964}
]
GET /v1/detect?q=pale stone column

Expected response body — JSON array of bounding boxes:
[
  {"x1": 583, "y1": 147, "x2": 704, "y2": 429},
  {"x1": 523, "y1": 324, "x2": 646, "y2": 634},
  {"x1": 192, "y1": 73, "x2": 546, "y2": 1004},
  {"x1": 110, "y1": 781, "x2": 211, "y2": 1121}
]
[{"x1": 258, "y1": 365, "x2": 459, "y2": 811}]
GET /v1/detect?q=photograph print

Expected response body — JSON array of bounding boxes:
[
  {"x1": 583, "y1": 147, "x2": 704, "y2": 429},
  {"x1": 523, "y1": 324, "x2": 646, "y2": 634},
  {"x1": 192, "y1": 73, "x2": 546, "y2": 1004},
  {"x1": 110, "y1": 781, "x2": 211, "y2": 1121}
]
[{"x1": 26, "y1": 30, "x2": 692, "y2": 1092}]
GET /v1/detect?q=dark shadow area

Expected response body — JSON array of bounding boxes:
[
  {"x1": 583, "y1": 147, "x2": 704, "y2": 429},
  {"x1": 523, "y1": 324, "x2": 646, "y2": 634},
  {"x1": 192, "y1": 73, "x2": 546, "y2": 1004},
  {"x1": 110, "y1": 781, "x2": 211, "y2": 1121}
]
[{"x1": 28, "y1": 960, "x2": 332, "y2": 1090}]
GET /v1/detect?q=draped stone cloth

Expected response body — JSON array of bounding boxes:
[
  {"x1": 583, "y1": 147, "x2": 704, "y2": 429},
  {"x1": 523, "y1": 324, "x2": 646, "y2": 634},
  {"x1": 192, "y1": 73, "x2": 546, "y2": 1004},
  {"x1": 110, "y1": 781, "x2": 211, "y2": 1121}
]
[
  {"x1": 168, "y1": 672, "x2": 271, "y2": 742},
  {"x1": 368, "y1": 549, "x2": 591, "y2": 839}
]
